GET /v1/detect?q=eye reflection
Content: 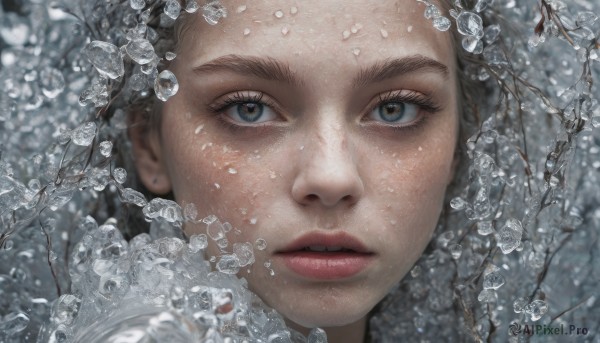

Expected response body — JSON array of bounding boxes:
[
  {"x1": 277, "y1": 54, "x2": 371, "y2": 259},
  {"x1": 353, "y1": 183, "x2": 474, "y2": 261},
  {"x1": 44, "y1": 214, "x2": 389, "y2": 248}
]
[
  {"x1": 224, "y1": 101, "x2": 277, "y2": 124},
  {"x1": 371, "y1": 102, "x2": 419, "y2": 124}
]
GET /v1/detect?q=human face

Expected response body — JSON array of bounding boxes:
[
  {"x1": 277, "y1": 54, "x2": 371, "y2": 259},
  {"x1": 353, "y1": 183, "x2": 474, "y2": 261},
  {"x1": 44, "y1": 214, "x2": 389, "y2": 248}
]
[{"x1": 134, "y1": 0, "x2": 458, "y2": 333}]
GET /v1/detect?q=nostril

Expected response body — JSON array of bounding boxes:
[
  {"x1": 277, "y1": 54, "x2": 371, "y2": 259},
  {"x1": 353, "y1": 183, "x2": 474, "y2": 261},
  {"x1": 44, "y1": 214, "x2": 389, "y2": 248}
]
[{"x1": 306, "y1": 194, "x2": 319, "y2": 202}]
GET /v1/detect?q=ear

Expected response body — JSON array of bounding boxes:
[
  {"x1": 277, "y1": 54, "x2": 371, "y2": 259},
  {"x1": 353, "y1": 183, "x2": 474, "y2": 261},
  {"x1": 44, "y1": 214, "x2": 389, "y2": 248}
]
[{"x1": 128, "y1": 112, "x2": 172, "y2": 195}]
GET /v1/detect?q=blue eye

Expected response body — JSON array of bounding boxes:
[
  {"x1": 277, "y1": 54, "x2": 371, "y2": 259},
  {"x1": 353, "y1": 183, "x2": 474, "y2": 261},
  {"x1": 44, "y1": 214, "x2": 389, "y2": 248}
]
[
  {"x1": 370, "y1": 101, "x2": 419, "y2": 124},
  {"x1": 214, "y1": 92, "x2": 278, "y2": 124}
]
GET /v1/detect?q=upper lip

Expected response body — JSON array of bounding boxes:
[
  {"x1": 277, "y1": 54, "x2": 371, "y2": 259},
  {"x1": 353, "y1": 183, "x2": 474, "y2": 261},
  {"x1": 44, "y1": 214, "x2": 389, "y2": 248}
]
[{"x1": 276, "y1": 231, "x2": 372, "y2": 254}]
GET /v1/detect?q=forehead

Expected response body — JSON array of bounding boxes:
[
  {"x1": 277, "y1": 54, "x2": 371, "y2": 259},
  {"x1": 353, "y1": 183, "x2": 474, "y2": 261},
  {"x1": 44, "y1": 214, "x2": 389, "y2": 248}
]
[{"x1": 176, "y1": 0, "x2": 454, "y2": 73}]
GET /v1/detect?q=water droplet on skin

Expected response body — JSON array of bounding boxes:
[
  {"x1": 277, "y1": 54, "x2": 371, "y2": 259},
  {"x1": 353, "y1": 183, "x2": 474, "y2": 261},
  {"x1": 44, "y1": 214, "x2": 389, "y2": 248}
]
[
  {"x1": 250, "y1": 218, "x2": 257, "y2": 225},
  {"x1": 214, "y1": 183, "x2": 220, "y2": 189},
  {"x1": 342, "y1": 30, "x2": 351, "y2": 40},
  {"x1": 269, "y1": 170, "x2": 277, "y2": 179},
  {"x1": 194, "y1": 124, "x2": 204, "y2": 134},
  {"x1": 390, "y1": 219, "x2": 397, "y2": 225},
  {"x1": 236, "y1": 5, "x2": 247, "y2": 13},
  {"x1": 290, "y1": 6, "x2": 298, "y2": 15},
  {"x1": 263, "y1": 260, "x2": 271, "y2": 268},
  {"x1": 255, "y1": 238, "x2": 267, "y2": 250},
  {"x1": 418, "y1": 146, "x2": 423, "y2": 151},
  {"x1": 352, "y1": 48, "x2": 361, "y2": 56},
  {"x1": 380, "y1": 28, "x2": 388, "y2": 38},
  {"x1": 165, "y1": 52, "x2": 176, "y2": 61},
  {"x1": 269, "y1": 269, "x2": 275, "y2": 276},
  {"x1": 407, "y1": 25, "x2": 413, "y2": 32},
  {"x1": 243, "y1": 28, "x2": 251, "y2": 36},
  {"x1": 299, "y1": 145, "x2": 304, "y2": 150},
  {"x1": 281, "y1": 26, "x2": 290, "y2": 35},
  {"x1": 274, "y1": 10, "x2": 284, "y2": 18},
  {"x1": 227, "y1": 168, "x2": 237, "y2": 174}
]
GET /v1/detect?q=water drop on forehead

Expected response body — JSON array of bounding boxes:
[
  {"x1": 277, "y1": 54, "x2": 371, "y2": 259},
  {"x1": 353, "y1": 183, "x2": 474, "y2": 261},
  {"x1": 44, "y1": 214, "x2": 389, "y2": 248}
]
[{"x1": 154, "y1": 70, "x2": 179, "y2": 102}]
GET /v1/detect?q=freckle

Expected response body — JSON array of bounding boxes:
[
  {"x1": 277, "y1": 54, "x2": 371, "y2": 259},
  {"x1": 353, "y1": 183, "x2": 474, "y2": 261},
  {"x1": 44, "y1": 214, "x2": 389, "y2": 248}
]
[
  {"x1": 342, "y1": 30, "x2": 351, "y2": 40},
  {"x1": 352, "y1": 48, "x2": 361, "y2": 56},
  {"x1": 236, "y1": 5, "x2": 246, "y2": 13},
  {"x1": 407, "y1": 25, "x2": 413, "y2": 32},
  {"x1": 194, "y1": 124, "x2": 204, "y2": 134},
  {"x1": 243, "y1": 28, "x2": 251, "y2": 36},
  {"x1": 380, "y1": 28, "x2": 388, "y2": 38},
  {"x1": 274, "y1": 10, "x2": 284, "y2": 18},
  {"x1": 290, "y1": 6, "x2": 298, "y2": 15},
  {"x1": 281, "y1": 26, "x2": 290, "y2": 35}
]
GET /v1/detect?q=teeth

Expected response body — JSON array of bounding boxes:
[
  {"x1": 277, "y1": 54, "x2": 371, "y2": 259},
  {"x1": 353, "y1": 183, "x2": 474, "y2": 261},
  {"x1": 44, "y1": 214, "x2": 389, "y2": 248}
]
[{"x1": 306, "y1": 246, "x2": 344, "y2": 252}]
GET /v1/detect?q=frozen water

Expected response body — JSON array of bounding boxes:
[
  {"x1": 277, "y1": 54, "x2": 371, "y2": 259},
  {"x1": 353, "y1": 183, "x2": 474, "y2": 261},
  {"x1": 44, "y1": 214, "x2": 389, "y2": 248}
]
[
  {"x1": 448, "y1": 243, "x2": 462, "y2": 259},
  {"x1": 524, "y1": 300, "x2": 548, "y2": 321},
  {"x1": 203, "y1": 1, "x2": 228, "y2": 25},
  {"x1": 84, "y1": 41, "x2": 125, "y2": 80},
  {"x1": 255, "y1": 238, "x2": 267, "y2": 251},
  {"x1": 40, "y1": 67, "x2": 65, "y2": 99},
  {"x1": 216, "y1": 254, "x2": 240, "y2": 274},
  {"x1": 308, "y1": 328, "x2": 328, "y2": 343},
  {"x1": 120, "y1": 188, "x2": 148, "y2": 207},
  {"x1": 0, "y1": 312, "x2": 30, "y2": 335},
  {"x1": 233, "y1": 242, "x2": 255, "y2": 267},
  {"x1": 477, "y1": 289, "x2": 497, "y2": 303},
  {"x1": 165, "y1": 51, "x2": 177, "y2": 61},
  {"x1": 433, "y1": 16, "x2": 451, "y2": 31},
  {"x1": 164, "y1": 0, "x2": 181, "y2": 20},
  {"x1": 483, "y1": 272, "x2": 505, "y2": 290},
  {"x1": 462, "y1": 36, "x2": 483, "y2": 54},
  {"x1": 113, "y1": 167, "x2": 127, "y2": 184},
  {"x1": 424, "y1": 5, "x2": 441, "y2": 19},
  {"x1": 189, "y1": 234, "x2": 208, "y2": 252},
  {"x1": 483, "y1": 24, "x2": 501, "y2": 44},
  {"x1": 456, "y1": 12, "x2": 483, "y2": 37},
  {"x1": 185, "y1": 0, "x2": 201, "y2": 14},
  {"x1": 154, "y1": 70, "x2": 179, "y2": 101},
  {"x1": 71, "y1": 122, "x2": 96, "y2": 146},
  {"x1": 496, "y1": 218, "x2": 522, "y2": 254},
  {"x1": 130, "y1": 0, "x2": 145, "y2": 10},
  {"x1": 477, "y1": 221, "x2": 494, "y2": 235},
  {"x1": 274, "y1": 10, "x2": 284, "y2": 19},
  {"x1": 207, "y1": 218, "x2": 226, "y2": 240},
  {"x1": 125, "y1": 39, "x2": 156, "y2": 65},
  {"x1": 99, "y1": 141, "x2": 113, "y2": 157}
]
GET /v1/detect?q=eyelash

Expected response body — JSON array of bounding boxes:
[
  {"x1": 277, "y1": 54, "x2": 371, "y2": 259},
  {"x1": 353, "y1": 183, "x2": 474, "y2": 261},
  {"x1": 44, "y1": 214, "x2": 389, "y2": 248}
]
[{"x1": 206, "y1": 90, "x2": 441, "y2": 133}]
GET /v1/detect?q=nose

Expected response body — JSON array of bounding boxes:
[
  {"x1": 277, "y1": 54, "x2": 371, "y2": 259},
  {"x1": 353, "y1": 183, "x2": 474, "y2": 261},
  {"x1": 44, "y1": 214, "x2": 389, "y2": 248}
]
[{"x1": 291, "y1": 120, "x2": 364, "y2": 207}]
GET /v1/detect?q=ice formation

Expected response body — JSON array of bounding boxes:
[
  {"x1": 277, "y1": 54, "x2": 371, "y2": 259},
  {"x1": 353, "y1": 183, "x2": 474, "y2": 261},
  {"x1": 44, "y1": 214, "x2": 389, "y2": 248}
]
[{"x1": 0, "y1": 0, "x2": 599, "y2": 342}]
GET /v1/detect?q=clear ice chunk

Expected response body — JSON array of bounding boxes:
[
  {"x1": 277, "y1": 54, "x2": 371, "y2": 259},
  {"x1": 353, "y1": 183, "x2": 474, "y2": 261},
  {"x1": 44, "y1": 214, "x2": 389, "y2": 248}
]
[
  {"x1": 189, "y1": 234, "x2": 208, "y2": 252},
  {"x1": 99, "y1": 141, "x2": 113, "y2": 157},
  {"x1": 433, "y1": 16, "x2": 451, "y2": 31},
  {"x1": 40, "y1": 67, "x2": 65, "y2": 99},
  {"x1": 121, "y1": 188, "x2": 148, "y2": 207},
  {"x1": 164, "y1": 0, "x2": 182, "y2": 20},
  {"x1": 308, "y1": 328, "x2": 328, "y2": 343},
  {"x1": 71, "y1": 122, "x2": 96, "y2": 146},
  {"x1": 524, "y1": 300, "x2": 548, "y2": 321},
  {"x1": 84, "y1": 41, "x2": 125, "y2": 79},
  {"x1": 255, "y1": 238, "x2": 267, "y2": 251},
  {"x1": 203, "y1": 1, "x2": 228, "y2": 25},
  {"x1": 125, "y1": 39, "x2": 156, "y2": 65},
  {"x1": 233, "y1": 242, "x2": 255, "y2": 267},
  {"x1": 0, "y1": 312, "x2": 30, "y2": 335},
  {"x1": 483, "y1": 272, "x2": 505, "y2": 290},
  {"x1": 477, "y1": 289, "x2": 497, "y2": 303},
  {"x1": 496, "y1": 218, "x2": 522, "y2": 254},
  {"x1": 130, "y1": 0, "x2": 145, "y2": 10},
  {"x1": 185, "y1": 0, "x2": 201, "y2": 13},
  {"x1": 154, "y1": 70, "x2": 179, "y2": 101},
  {"x1": 113, "y1": 167, "x2": 127, "y2": 184},
  {"x1": 216, "y1": 254, "x2": 240, "y2": 274},
  {"x1": 456, "y1": 11, "x2": 483, "y2": 37}
]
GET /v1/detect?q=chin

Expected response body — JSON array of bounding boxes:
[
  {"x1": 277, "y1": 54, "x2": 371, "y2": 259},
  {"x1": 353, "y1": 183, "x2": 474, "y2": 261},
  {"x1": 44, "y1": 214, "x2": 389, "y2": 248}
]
[{"x1": 276, "y1": 294, "x2": 374, "y2": 329}]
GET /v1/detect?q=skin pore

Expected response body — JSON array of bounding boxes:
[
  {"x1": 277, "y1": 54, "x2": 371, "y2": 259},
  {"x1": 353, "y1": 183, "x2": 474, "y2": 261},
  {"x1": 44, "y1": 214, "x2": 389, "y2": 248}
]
[{"x1": 130, "y1": 0, "x2": 459, "y2": 342}]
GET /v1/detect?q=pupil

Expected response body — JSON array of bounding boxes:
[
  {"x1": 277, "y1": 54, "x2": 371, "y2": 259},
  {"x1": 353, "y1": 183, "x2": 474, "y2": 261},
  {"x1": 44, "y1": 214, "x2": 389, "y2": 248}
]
[
  {"x1": 379, "y1": 103, "x2": 404, "y2": 121},
  {"x1": 237, "y1": 102, "x2": 263, "y2": 122}
]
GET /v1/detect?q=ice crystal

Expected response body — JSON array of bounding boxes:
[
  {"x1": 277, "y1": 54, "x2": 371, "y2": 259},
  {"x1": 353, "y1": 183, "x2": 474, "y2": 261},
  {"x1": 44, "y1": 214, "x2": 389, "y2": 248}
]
[
  {"x1": 154, "y1": 70, "x2": 179, "y2": 101},
  {"x1": 84, "y1": 41, "x2": 125, "y2": 80}
]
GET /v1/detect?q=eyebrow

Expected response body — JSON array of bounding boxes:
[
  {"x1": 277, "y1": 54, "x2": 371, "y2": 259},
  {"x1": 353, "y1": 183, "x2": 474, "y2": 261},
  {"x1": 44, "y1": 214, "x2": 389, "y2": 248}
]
[{"x1": 192, "y1": 54, "x2": 449, "y2": 88}]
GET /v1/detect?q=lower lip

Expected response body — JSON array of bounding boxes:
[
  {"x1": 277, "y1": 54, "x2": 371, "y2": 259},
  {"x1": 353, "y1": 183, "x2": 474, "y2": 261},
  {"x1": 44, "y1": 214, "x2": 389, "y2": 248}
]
[{"x1": 275, "y1": 251, "x2": 374, "y2": 279}]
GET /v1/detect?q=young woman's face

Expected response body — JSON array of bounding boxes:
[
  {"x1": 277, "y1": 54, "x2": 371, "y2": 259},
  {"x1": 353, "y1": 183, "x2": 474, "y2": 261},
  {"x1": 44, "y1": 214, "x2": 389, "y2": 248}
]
[{"x1": 134, "y1": 0, "x2": 458, "y2": 332}]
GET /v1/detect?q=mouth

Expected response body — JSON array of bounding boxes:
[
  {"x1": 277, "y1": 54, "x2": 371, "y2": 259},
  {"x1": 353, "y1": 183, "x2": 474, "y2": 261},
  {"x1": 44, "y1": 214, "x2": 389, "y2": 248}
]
[{"x1": 274, "y1": 232, "x2": 375, "y2": 280}]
